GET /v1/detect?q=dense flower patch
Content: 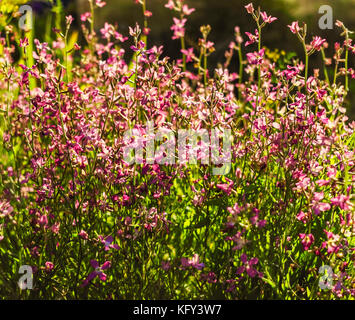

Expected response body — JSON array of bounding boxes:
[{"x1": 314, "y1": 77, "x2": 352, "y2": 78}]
[{"x1": 0, "y1": 0, "x2": 354, "y2": 299}]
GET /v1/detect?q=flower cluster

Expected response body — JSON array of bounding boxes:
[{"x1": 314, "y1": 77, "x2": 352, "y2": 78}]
[{"x1": 0, "y1": 1, "x2": 353, "y2": 300}]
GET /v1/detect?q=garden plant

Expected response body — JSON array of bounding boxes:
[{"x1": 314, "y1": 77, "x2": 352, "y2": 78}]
[{"x1": 0, "y1": 0, "x2": 354, "y2": 299}]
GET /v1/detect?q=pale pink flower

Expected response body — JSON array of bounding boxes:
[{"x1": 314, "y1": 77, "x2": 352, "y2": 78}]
[
  {"x1": 244, "y1": 3, "x2": 254, "y2": 14},
  {"x1": 182, "y1": 4, "x2": 195, "y2": 16},
  {"x1": 260, "y1": 11, "x2": 277, "y2": 24},
  {"x1": 288, "y1": 21, "x2": 301, "y2": 34}
]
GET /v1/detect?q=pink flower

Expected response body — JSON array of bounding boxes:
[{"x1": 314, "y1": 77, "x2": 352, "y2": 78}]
[
  {"x1": 322, "y1": 230, "x2": 340, "y2": 254},
  {"x1": 45, "y1": 261, "x2": 54, "y2": 272},
  {"x1": 19, "y1": 37, "x2": 29, "y2": 48},
  {"x1": 310, "y1": 36, "x2": 326, "y2": 51},
  {"x1": 182, "y1": 4, "x2": 195, "y2": 16},
  {"x1": 244, "y1": 3, "x2": 254, "y2": 14},
  {"x1": 313, "y1": 202, "x2": 331, "y2": 215},
  {"x1": 80, "y1": 12, "x2": 91, "y2": 22},
  {"x1": 296, "y1": 211, "x2": 309, "y2": 223},
  {"x1": 79, "y1": 230, "x2": 88, "y2": 240},
  {"x1": 245, "y1": 29, "x2": 259, "y2": 46},
  {"x1": 331, "y1": 195, "x2": 351, "y2": 211},
  {"x1": 144, "y1": 10, "x2": 152, "y2": 17},
  {"x1": 216, "y1": 178, "x2": 234, "y2": 195},
  {"x1": 99, "y1": 235, "x2": 120, "y2": 251},
  {"x1": 165, "y1": 0, "x2": 175, "y2": 10},
  {"x1": 81, "y1": 260, "x2": 111, "y2": 287},
  {"x1": 0, "y1": 200, "x2": 13, "y2": 218},
  {"x1": 260, "y1": 11, "x2": 277, "y2": 24},
  {"x1": 237, "y1": 253, "x2": 261, "y2": 278},
  {"x1": 65, "y1": 15, "x2": 74, "y2": 26},
  {"x1": 288, "y1": 21, "x2": 301, "y2": 34},
  {"x1": 170, "y1": 17, "x2": 187, "y2": 40},
  {"x1": 299, "y1": 233, "x2": 314, "y2": 250},
  {"x1": 181, "y1": 47, "x2": 195, "y2": 63},
  {"x1": 246, "y1": 48, "x2": 265, "y2": 65},
  {"x1": 181, "y1": 254, "x2": 204, "y2": 270},
  {"x1": 96, "y1": 0, "x2": 106, "y2": 7}
]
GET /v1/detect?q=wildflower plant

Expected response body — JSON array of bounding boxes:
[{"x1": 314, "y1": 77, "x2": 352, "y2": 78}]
[{"x1": 0, "y1": 1, "x2": 354, "y2": 300}]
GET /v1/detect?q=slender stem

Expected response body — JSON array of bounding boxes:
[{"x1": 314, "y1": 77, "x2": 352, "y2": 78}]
[
  {"x1": 237, "y1": 44, "x2": 243, "y2": 100},
  {"x1": 344, "y1": 31, "x2": 349, "y2": 93},
  {"x1": 321, "y1": 48, "x2": 330, "y2": 86},
  {"x1": 142, "y1": 0, "x2": 148, "y2": 49},
  {"x1": 180, "y1": 36, "x2": 186, "y2": 71}
]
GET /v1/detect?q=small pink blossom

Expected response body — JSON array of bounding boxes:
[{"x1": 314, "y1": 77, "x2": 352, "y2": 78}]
[
  {"x1": 181, "y1": 254, "x2": 204, "y2": 270},
  {"x1": 80, "y1": 12, "x2": 91, "y2": 22},
  {"x1": 288, "y1": 21, "x2": 301, "y2": 34},
  {"x1": 260, "y1": 11, "x2": 277, "y2": 24},
  {"x1": 182, "y1": 4, "x2": 195, "y2": 16},
  {"x1": 246, "y1": 48, "x2": 265, "y2": 65},
  {"x1": 299, "y1": 233, "x2": 314, "y2": 250},
  {"x1": 96, "y1": 0, "x2": 106, "y2": 8},
  {"x1": 244, "y1": 3, "x2": 254, "y2": 14},
  {"x1": 310, "y1": 36, "x2": 326, "y2": 51},
  {"x1": 45, "y1": 261, "x2": 54, "y2": 272},
  {"x1": 165, "y1": 0, "x2": 175, "y2": 10}
]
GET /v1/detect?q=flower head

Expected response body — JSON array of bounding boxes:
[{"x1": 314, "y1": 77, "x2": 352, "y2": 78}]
[
  {"x1": 81, "y1": 260, "x2": 111, "y2": 287},
  {"x1": 310, "y1": 36, "x2": 326, "y2": 51},
  {"x1": 244, "y1": 3, "x2": 254, "y2": 14},
  {"x1": 260, "y1": 11, "x2": 277, "y2": 24},
  {"x1": 288, "y1": 21, "x2": 301, "y2": 34}
]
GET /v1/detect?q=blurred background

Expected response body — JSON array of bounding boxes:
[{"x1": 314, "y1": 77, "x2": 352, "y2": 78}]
[{"x1": 27, "y1": 0, "x2": 355, "y2": 118}]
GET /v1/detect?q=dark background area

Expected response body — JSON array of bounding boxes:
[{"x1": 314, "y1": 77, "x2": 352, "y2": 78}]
[{"x1": 29, "y1": 0, "x2": 355, "y2": 119}]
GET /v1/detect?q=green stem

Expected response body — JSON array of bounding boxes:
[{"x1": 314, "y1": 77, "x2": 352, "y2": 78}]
[
  {"x1": 237, "y1": 44, "x2": 243, "y2": 100},
  {"x1": 321, "y1": 48, "x2": 330, "y2": 86},
  {"x1": 345, "y1": 31, "x2": 349, "y2": 93}
]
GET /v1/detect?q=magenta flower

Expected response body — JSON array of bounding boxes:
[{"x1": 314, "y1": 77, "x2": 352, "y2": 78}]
[
  {"x1": 79, "y1": 230, "x2": 88, "y2": 240},
  {"x1": 288, "y1": 21, "x2": 301, "y2": 34},
  {"x1": 99, "y1": 235, "x2": 120, "y2": 251},
  {"x1": 322, "y1": 230, "x2": 341, "y2": 254},
  {"x1": 181, "y1": 254, "x2": 205, "y2": 270},
  {"x1": 171, "y1": 17, "x2": 187, "y2": 40},
  {"x1": 246, "y1": 48, "x2": 265, "y2": 65},
  {"x1": 216, "y1": 178, "x2": 234, "y2": 196},
  {"x1": 237, "y1": 253, "x2": 261, "y2": 278},
  {"x1": 80, "y1": 12, "x2": 91, "y2": 22},
  {"x1": 310, "y1": 36, "x2": 326, "y2": 51},
  {"x1": 181, "y1": 47, "x2": 195, "y2": 63},
  {"x1": 81, "y1": 260, "x2": 111, "y2": 287},
  {"x1": 245, "y1": 29, "x2": 259, "y2": 46},
  {"x1": 260, "y1": 11, "x2": 277, "y2": 24},
  {"x1": 331, "y1": 195, "x2": 351, "y2": 211},
  {"x1": 45, "y1": 261, "x2": 54, "y2": 272},
  {"x1": 299, "y1": 233, "x2": 314, "y2": 250},
  {"x1": 19, "y1": 37, "x2": 29, "y2": 48}
]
